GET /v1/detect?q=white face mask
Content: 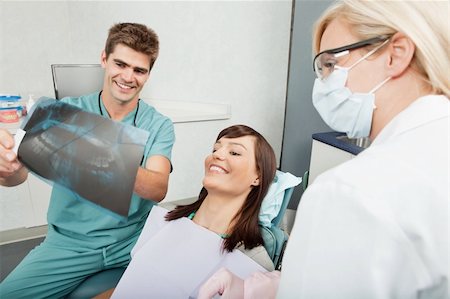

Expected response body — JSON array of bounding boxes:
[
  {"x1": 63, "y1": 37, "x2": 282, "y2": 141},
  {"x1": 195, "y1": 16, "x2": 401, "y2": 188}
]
[{"x1": 312, "y1": 65, "x2": 390, "y2": 139}]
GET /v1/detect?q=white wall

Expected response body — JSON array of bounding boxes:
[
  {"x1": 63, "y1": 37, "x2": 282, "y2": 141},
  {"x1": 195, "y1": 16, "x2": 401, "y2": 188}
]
[{"x1": 0, "y1": 1, "x2": 292, "y2": 206}]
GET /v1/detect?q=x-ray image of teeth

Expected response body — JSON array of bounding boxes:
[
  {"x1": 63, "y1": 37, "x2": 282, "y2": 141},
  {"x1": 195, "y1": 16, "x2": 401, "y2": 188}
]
[{"x1": 17, "y1": 97, "x2": 150, "y2": 218}]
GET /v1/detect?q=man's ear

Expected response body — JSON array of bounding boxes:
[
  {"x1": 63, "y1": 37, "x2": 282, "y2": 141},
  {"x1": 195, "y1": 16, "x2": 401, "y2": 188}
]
[
  {"x1": 385, "y1": 32, "x2": 415, "y2": 78},
  {"x1": 251, "y1": 177, "x2": 260, "y2": 187},
  {"x1": 100, "y1": 50, "x2": 107, "y2": 68}
]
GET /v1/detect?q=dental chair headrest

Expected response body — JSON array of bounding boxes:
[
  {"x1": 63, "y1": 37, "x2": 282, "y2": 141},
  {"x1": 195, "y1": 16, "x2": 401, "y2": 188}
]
[{"x1": 258, "y1": 170, "x2": 301, "y2": 227}]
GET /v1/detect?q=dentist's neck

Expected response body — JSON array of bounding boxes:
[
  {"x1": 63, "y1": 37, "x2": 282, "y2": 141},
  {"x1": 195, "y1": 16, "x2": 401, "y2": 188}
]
[
  {"x1": 100, "y1": 90, "x2": 138, "y2": 121},
  {"x1": 370, "y1": 69, "x2": 433, "y2": 140}
]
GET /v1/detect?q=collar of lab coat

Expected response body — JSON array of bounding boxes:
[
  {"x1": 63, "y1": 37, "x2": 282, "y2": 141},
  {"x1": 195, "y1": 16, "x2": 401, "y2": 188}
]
[{"x1": 372, "y1": 94, "x2": 449, "y2": 146}]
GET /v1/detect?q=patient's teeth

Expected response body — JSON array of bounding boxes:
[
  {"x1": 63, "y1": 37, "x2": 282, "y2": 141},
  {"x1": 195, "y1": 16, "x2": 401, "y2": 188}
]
[{"x1": 210, "y1": 165, "x2": 226, "y2": 173}]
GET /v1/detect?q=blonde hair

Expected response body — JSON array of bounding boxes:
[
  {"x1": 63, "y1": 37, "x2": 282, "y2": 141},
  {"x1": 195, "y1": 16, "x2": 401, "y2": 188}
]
[{"x1": 313, "y1": 0, "x2": 450, "y2": 98}]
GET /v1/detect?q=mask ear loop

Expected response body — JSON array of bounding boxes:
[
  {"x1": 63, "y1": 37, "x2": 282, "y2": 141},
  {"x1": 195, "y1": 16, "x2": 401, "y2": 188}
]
[
  {"x1": 370, "y1": 77, "x2": 391, "y2": 94},
  {"x1": 370, "y1": 76, "x2": 391, "y2": 109}
]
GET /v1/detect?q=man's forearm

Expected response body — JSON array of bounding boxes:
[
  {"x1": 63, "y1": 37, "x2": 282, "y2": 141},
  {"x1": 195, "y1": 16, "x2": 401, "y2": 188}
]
[{"x1": 134, "y1": 166, "x2": 168, "y2": 202}]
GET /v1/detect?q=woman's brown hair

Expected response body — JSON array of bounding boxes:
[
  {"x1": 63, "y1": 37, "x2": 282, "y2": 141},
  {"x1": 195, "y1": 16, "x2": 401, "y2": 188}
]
[{"x1": 165, "y1": 125, "x2": 277, "y2": 252}]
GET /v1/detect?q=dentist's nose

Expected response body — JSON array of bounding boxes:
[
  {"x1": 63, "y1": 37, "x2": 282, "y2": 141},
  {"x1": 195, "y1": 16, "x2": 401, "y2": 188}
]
[{"x1": 121, "y1": 68, "x2": 134, "y2": 82}]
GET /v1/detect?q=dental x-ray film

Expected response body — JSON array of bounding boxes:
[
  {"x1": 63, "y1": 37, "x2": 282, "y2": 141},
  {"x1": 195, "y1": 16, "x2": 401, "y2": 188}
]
[{"x1": 16, "y1": 97, "x2": 149, "y2": 218}]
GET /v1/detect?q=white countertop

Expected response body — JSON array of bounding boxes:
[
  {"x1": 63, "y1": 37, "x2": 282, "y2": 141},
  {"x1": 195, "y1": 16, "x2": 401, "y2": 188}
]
[
  {"x1": 1, "y1": 99, "x2": 231, "y2": 134},
  {"x1": 144, "y1": 99, "x2": 231, "y2": 123}
]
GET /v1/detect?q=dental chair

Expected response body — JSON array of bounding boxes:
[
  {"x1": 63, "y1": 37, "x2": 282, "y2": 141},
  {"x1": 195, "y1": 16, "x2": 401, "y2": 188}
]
[
  {"x1": 259, "y1": 171, "x2": 300, "y2": 270},
  {"x1": 51, "y1": 64, "x2": 103, "y2": 100},
  {"x1": 260, "y1": 186, "x2": 295, "y2": 270},
  {"x1": 66, "y1": 171, "x2": 300, "y2": 298}
]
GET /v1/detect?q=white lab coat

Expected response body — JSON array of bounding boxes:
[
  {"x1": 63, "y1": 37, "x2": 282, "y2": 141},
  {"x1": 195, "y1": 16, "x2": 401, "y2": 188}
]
[{"x1": 278, "y1": 95, "x2": 449, "y2": 299}]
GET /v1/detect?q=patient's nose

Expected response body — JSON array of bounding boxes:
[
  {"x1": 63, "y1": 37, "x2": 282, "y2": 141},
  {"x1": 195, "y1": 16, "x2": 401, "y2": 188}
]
[{"x1": 212, "y1": 149, "x2": 225, "y2": 160}]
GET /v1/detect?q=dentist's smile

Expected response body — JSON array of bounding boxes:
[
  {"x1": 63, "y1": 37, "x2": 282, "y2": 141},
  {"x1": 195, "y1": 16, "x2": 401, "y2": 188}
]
[{"x1": 115, "y1": 81, "x2": 134, "y2": 90}]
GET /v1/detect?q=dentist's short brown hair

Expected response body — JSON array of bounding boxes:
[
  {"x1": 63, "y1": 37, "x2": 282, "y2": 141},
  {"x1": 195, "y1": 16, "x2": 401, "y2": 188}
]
[{"x1": 104, "y1": 22, "x2": 159, "y2": 70}]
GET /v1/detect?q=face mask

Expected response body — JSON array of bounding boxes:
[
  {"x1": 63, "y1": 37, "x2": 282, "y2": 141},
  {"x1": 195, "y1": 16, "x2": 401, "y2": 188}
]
[{"x1": 312, "y1": 67, "x2": 390, "y2": 138}]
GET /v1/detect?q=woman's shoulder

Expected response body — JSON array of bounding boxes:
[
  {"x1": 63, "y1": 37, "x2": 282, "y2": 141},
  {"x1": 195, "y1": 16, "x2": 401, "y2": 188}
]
[{"x1": 237, "y1": 244, "x2": 275, "y2": 271}]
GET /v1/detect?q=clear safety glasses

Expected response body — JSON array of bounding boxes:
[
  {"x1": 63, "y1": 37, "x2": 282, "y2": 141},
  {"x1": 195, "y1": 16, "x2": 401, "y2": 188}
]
[{"x1": 313, "y1": 35, "x2": 391, "y2": 80}]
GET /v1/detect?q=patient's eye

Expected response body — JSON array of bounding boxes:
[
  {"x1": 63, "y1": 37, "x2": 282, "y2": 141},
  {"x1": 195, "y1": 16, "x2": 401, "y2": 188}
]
[
  {"x1": 212, "y1": 141, "x2": 222, "y2": 153},
  {"x1": 229, "y1": 151, "x2": 241, "y2": 156}
]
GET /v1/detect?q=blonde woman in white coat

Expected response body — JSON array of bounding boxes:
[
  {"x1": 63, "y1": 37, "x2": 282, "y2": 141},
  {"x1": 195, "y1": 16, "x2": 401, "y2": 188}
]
[{"x1": 198, "y1": 1, "x2": 449, "y2": 298}]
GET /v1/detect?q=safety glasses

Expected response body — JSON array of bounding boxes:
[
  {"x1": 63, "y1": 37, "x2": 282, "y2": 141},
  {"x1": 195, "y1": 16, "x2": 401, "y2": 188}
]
[{"x1": 313, "y1": 35, "x2": 391, "y2": 80}]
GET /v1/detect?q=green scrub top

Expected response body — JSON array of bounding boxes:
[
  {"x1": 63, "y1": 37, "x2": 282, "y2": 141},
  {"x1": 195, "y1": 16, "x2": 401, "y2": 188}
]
[{"x1": 46, "y1": 92, "x2": 175, "y2": 249}]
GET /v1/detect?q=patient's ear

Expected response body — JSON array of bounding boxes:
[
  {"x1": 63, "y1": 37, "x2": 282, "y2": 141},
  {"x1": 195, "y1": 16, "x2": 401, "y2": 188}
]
[
  {"x1": 251, "y1": 177, "x2": 260, "y2": 186},
  {"x1": 385, "y1": 32, "x2": 415, "y2": 78}
]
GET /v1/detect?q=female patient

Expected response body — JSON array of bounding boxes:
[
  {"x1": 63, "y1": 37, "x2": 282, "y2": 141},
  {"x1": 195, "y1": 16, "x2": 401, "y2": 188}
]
[
  {"x1": 96, "y1": 124, "x2": 277, "y2": 298},
  {"x1": 166, "y1": 124, "x2": 276, "y2": 268}
]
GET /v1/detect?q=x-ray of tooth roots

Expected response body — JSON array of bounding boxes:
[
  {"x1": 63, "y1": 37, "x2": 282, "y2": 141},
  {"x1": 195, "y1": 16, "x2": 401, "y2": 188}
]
[{"x1": 16, "y1": 97, "x2": 150, "y2": 218}]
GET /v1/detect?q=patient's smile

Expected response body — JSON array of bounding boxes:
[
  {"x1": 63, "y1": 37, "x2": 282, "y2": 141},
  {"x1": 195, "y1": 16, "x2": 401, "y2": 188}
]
[{"x1": 209, "y1": 165, "x2": 227, "y2": 174}]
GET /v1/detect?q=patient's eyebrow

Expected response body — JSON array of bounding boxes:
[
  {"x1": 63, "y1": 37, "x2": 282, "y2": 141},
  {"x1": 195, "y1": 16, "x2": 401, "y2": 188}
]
[
  {"x1": 228, "y1": 142, "x2": 247, "y2": 151},
  {"x1": 215, "y1": 140, "x2": 247, "y2": 150}
]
